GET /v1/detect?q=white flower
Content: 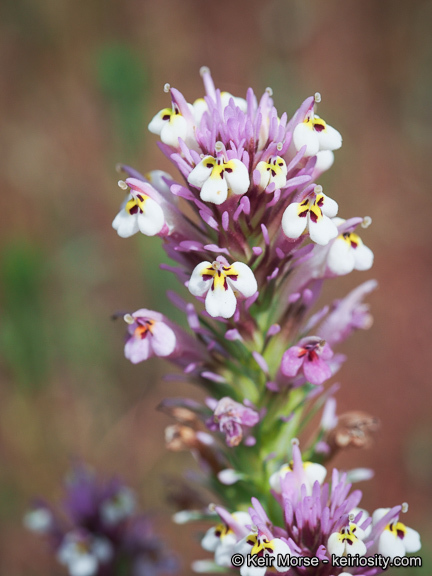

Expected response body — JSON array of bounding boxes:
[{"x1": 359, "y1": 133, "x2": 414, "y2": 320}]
[
  {"x1": 188, "y1": 259, "x2": 257, "y2": 319},
  {"x1": 148, "y1": 103, "x2": 191, "y2": 147},
  {"x1": 100, "y1": 487, "x2": 136, "y2": 526},
  {"x1": 234, "y1": 533, "x2": 291, "y2": 576},
  {"x1": 269, "y1": 460, "x2": 327, "y2": 495},
  {"x1": 188, "y1": 156, "x2": 250, "y2": 205},
  {"x1": 314, "y1": 150, "x2": 335, "y2": 175},
  {"x1": 293, "y1": 111, "x2": 342, "y2": 157},
  {"x1": 372, "y1": 508, "x2": 421, "y2": 560},
  {"x1": 202, "y1": 511, "x2": 251, "y2": 567},
  {"x1": 255, "y1": 156, "x2": 287, "y2": 190},
  {"x1": 57, "y1": 532, "x2": 113, "y2": 576},
  {"x1": 23, "y1": 507, "x2": 53, "y2": 534},
  {"x1": 327, "y1": 229, "x2": 374, "y2": 276},
  {"x1": 112, "y1": 189, "x2": 165, "y2": 238},
  {"x1": 327, "y1": 522, "x2": 367, "y2": 557},
  {"x1": 282, "y1": 190, "x2": 339, "y2": 245}
]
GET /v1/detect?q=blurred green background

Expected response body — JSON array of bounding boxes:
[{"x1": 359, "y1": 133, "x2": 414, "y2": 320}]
[{"x1": 0, "y1": 0, "x2": 431, "y2": 573}]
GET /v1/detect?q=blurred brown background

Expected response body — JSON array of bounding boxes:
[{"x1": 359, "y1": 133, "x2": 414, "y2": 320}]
[{"x1": 0, "y1": 0, "x2": 431, "y2": 573}]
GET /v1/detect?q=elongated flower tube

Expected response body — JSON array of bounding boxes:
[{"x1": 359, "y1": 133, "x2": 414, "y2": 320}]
[
  {"x1": 188, "y1": 258, "x2": 257, "y2": 318},
  {"x1": 269, "y1": 441, "x2": 327, "y2": 495}
]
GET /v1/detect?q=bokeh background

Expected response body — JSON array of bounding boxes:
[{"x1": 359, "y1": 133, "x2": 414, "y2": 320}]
[{"x1": 1, "y1": 0, "x2": 431, "y2": 573}]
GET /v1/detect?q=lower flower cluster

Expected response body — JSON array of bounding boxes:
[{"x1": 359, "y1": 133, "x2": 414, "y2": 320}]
[
  {"x1": 196, "y1": 444, "x2": 420, "y2": 576},
  {"x1": 24, "y1": 465, "x2": 177, "y2": 576}
]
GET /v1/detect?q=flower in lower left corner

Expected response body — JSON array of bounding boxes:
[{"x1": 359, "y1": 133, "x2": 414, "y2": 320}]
[{"x1": 57, "y1": 530, "x2": 112, "y2": 576}]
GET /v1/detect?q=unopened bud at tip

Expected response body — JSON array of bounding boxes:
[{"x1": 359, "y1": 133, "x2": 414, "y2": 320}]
[
  {"x1": 314, "y1": 92, "x2": 322, "y2": 103},
  {"x1": 118, "y1": 180, "x2": 128, "y2": 190},
  {"x1": 208, "y1": 503, "x2": 216, "y2": 512},
  {"x1": 402, "y1": 502, "x2": 409, "y2": 513},
  {"x1": 291, "y1": 438, "x2": 300, "y2": 446},
  {"x1": 277, "y1": 142, "x2": 283, "y2": 151},
  {"x1": 215, "y1": 141, "x2": 224, "y2": 153},
  {"x1": 163, "y1": 83, "x2": 171, "y2": 93},
  {"x1": 314, "y1": 185, "x2": 323, "y2": 194},
  {"x1": 124, "y1": 314, "x2": 135, "y2": 324},
  {"x1": 265, "y1": 87, "x2": 273, "y2": 96},
  {"x1": 200, "y1": 66, "x2": 210, "y2": 77},
  {"x1": 348, "y1": 513, "x2": 355, "y2": 522}
]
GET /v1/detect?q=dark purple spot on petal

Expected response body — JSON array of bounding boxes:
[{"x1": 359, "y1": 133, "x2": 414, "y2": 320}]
[
  {"x1": 225, "y1": 167, "x2": 233, "y2": 173},
  {"x1": 314, "y1": 123, "x2": 325, "y2": 132},
  {"x1": 128, "y1": 204, "x2": 140, "y2": 215},
  {"x1": 309, "y1": 211, "x2": 318, "y2": 223},
  {"x1": 202, "y1": 274, "x2": 213, "y2": 281},
  {"x1": 307, "y1": 350, "x2": 318, "y2": 362},
  {"x1": 298, "y1": 209, "x2": 309, "y2": 218}
]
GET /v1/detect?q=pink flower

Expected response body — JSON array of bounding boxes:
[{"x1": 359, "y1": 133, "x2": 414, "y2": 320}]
[
  {"x1": 208, "y1": 397, "x2": 260, "y2": 447},
  {"x1": 281, "y1": 336, "x2": 333, "y2": 386},
  {"x1": 124, "y1": 309, "x2": 176, "y2": 364}
]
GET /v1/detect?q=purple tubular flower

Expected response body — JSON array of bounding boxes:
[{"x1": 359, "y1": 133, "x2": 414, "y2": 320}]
[
  {"x1": 209, "y1": 397, "x2": 259, "y2": 447},
  {"x1": 281, "y1": 336, "x2": 334, "y2": 385},
  {"x1": 317, "y1": 279, "x2": 377, "y2": 346},
  {"x1": 25, "y1": 465, "x2": 177, "y2": 576}
]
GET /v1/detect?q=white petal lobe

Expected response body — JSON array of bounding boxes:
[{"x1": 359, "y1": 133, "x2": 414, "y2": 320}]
[
  {"x1": 282, "y1": 204, "x2": 308, "y2": 239},
  {"x1": 205, "y1": 285, "x2": 237, "y2": 318},
  {"x1": 200, "y1": 177, "x2": 228, "y2": 205},
  {"x1": 224, "y1": 159, "x2": 250, "y2": 196}
]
